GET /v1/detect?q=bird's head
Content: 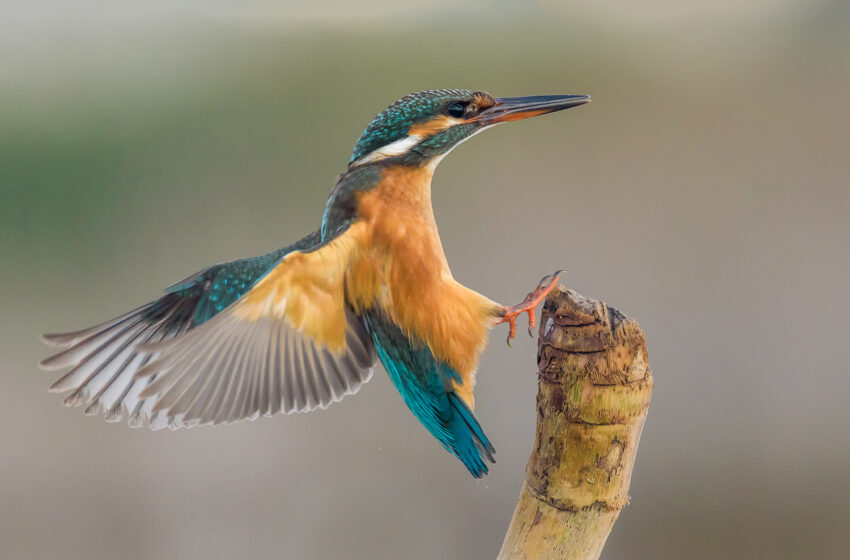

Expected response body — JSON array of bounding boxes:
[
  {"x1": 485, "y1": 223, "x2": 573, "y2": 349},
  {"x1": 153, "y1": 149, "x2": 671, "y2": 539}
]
[{"x1": 348, "y1": 89, "x2": 589, "y2": 170}]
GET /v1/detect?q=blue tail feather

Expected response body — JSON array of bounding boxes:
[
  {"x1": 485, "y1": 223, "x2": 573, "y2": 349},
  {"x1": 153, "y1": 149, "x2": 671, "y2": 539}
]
[
  {"x1": 364, "y1": 310, "x2": 495, "y2": 478},
  {"x1": 448, "y1": 393, "x2": 495, "y2": 469}
]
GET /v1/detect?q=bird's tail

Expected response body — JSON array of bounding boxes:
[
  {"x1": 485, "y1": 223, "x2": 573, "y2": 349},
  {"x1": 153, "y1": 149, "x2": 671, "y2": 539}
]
[
  {"x1": 446, "y1": 392, "x2": 495, "y2": 478},
  {"x1": 364, "y1": 309, "x2": 496, "y2": 478}
]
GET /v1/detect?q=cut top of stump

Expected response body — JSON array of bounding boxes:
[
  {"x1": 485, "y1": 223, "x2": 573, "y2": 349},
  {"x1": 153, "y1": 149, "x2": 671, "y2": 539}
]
[{"x1": 538, "y1": 286, "x2": 650, "y2": 386}]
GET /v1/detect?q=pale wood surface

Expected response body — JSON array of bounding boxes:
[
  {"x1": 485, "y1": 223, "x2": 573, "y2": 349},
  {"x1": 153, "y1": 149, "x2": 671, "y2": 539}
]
[{"x1": 497, "y1": 286, "x2": 653, "y2": 560}]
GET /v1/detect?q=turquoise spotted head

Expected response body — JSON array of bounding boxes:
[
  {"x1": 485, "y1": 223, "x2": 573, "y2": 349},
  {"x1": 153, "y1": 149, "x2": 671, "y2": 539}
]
[{"x1": 349, "y1": 89, "x2": 590, "y2": 169}]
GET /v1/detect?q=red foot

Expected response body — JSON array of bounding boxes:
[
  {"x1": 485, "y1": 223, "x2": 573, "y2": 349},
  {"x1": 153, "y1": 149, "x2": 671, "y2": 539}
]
[{"x1": 496, "y1": 271, "x2": 562, "y2": 346}]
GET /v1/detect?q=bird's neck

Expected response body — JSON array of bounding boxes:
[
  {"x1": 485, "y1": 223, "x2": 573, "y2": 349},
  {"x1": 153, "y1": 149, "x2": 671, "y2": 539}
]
[
  {"x1": 321, "y1": 162, "x2": 437, "y2": 243},
  {"x1": 355, "y1": 163, "x2": 449, "y2": 272},
  {"x1": 366, "y1": 164, "x2": 436, "y2": 216}
]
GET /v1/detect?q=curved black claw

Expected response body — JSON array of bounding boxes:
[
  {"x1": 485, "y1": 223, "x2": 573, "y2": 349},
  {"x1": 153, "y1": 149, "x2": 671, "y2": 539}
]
[{"x1": 538, "y1": 270, "x2": 564, "y2": 289}]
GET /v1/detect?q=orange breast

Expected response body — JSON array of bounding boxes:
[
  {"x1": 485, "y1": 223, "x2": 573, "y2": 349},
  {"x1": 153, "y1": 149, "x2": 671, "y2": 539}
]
[{"x1": 346, "y1": 166, "x2": 499, "y2": 391}]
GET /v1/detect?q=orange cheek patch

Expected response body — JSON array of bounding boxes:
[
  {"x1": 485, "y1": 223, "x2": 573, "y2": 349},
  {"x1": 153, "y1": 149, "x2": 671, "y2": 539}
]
[{"x1": 408, "y1": 115, "x2": 457, "y2": 136}]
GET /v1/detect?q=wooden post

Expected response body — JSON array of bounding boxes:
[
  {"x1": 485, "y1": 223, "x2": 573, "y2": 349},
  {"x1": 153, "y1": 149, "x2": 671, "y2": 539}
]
[{"x1": 497, "y1": 286, "x2": 653, "y2": 560}]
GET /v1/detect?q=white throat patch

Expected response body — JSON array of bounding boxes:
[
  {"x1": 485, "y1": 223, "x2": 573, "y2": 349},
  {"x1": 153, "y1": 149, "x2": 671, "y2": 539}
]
[
  {"x1": 353, "y1": 134, "x2": 423, "y2": 166},
  {"x1": 351, "y1": 122, "x2": 499, "y2": 171}
]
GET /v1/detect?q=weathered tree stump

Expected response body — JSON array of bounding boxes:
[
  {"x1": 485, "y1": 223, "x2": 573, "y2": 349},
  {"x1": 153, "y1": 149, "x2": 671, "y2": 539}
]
[{"x1": 498, "y1": 286, "x2": 653, "y2": 560}]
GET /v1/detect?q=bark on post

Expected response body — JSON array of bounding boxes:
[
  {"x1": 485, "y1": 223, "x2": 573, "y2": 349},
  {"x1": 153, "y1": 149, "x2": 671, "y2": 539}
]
[{"x1": 497, "y1": 286, "x2": 653, "y2": 560}]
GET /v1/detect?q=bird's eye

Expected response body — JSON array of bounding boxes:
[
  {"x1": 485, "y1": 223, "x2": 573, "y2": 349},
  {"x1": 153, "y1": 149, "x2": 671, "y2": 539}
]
[{"x1": 446, "y1": 101, "x2": 467, "y2": 118}]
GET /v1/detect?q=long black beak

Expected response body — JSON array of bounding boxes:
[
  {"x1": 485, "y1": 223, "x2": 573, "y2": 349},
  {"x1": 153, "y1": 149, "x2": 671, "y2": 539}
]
[{"x1": 475, "y1": 94, "x2": 590, "y2": 125}]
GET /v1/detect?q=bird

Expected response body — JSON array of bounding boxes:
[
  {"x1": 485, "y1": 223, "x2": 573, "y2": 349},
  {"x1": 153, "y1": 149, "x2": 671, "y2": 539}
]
[{"x1": 40, "y1": 89, "x2": 589, "y2": 478}]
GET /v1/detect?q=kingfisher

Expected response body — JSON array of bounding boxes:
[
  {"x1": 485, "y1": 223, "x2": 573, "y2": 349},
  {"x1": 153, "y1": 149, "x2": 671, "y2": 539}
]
[{"x1": 40, "y1": 89, "x2": 589, "y2": 478}]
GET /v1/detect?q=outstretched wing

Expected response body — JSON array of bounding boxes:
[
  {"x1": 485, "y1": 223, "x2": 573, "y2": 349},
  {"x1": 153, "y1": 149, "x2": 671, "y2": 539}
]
[
  {"x1": 363, "y1": 310, "x2": 495, "y2": 478},
  {"x1": 40, "y1": 229, "x2": 376, "y2": 429}
]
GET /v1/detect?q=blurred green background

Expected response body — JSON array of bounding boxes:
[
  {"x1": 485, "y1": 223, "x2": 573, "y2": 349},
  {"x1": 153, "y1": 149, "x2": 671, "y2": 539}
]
[{"x1": 2, "y1": 2, "x2": 849, "y2": 559}]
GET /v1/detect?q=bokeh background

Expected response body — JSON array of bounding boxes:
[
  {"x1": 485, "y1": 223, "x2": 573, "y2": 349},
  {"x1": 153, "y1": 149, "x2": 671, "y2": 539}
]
[{"x1": 2, "y1": 2, "x2": 849, "y2": 559}]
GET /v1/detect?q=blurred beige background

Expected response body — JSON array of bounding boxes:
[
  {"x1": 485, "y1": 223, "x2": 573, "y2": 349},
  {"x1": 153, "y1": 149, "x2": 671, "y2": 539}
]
[{"x1": 2, "y1": 2, "x2": 849, "y2": 559}]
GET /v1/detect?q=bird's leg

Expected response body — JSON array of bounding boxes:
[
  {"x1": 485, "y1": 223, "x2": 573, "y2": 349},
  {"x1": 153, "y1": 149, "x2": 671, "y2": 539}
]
[{"x1": 495, "y1": 271, "x2": 562, "y2": 346}]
